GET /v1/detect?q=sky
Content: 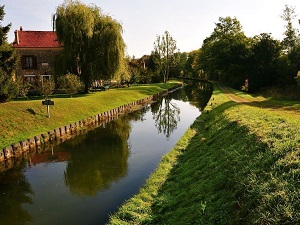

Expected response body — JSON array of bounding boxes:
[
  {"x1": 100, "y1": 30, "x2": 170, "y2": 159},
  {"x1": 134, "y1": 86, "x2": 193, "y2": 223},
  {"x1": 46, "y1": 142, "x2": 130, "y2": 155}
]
[{"x1": 2, "y1": 0, "x2": 300, "y2": 58}]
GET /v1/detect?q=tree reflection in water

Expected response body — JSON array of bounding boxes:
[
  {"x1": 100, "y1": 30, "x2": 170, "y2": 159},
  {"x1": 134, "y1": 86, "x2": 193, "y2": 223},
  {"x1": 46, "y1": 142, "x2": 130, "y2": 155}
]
[
  {"x1": 151, "y1": 80, "x2": 212, "y2": 138},
  {"x1": 59, "y1": 109, "x2": 147, "y2": 197},
  {"x1": 0, "y1": 160, "x2": 33, "y2": 225},
  {"x1": 183, "y1": 80, "x2": 213, "y2": 111},
  {"x1": 151, "y1": 95, "x2": 180, "y2": 139}
]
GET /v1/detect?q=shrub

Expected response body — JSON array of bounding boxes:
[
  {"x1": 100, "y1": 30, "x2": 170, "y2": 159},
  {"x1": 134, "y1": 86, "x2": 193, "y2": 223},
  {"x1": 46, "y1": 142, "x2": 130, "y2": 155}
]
[
  {"x1": 15, "y1": 76, "x2": 31, "y2": 99},
  {"x1": 0, "y1": 68, "x2": 18, "y2": 103},
  {"x1": 36, "y1": 75, "x2": 55, "y2": 99},
  {"x1": 58, "y1": 73, "x2": 83, "y2": 97}
]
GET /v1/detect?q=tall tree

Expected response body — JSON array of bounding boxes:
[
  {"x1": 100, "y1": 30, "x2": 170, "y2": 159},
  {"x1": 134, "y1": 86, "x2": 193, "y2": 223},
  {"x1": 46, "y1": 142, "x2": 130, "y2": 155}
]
[
  {"x1": 55, "y1": 1, "x2": 126, "y2": 92},
  {"x1": 153, "y1": 31, "x2": 177, "y2": 82},
  {"x1": 248, "y1": 33, "x2": 281, "y2": 91},
  {"x1": 279, "y1": 5, "x2": 300, "y2": 86},
  {"x1": 0, "y1": 5, "x2": 18, "y2": 102},
  {"x1": 198, "y1": 17, "x2": 249, "y2": 88},
  {"x1": 281, "y1": 5, "x2": 299, "y2": 52}
]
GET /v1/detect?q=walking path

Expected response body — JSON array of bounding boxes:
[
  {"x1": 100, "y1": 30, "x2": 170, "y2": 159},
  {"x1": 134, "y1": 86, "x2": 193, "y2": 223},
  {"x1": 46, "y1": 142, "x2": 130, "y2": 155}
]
[
  {"x1": 217, "y1": 82, "x2": 300, "y2": 117},
  {"x1": 217, "y1": 83, "x2": 250, "y2": 103}
]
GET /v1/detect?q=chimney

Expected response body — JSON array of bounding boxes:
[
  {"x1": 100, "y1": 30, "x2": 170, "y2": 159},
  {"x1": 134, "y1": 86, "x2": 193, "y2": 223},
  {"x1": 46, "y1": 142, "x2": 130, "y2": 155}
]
[
  {"x1": 14, "y1": 30, "x2": 19, "y2": 45},
  {"x1": 20, "y1": 26, "x2": 23, "y2": 31}
]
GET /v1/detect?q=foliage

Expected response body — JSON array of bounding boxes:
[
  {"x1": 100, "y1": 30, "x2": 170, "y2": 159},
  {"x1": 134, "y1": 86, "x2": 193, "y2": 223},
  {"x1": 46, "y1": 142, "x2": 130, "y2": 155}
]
[
  {"x1": 55, "y1": 1, "x2": 126, "y2": 92},
  {"x1": 281, "y1": 5, "x2": 299, "y2": 52},
  {"x1": 58, "y1": 73, "x2": 83, "y2": 97},
  {"x1": 247, "y1": 33, "x2": 281, "y2": 92},
  {"x1": 0, "y1": 68, "x2": 18, "y2": 103},
  {"x1": 0, "y1": 5, "x2": 19, "y2": 103},
  {"x1": 15, "y1": 76, "x2": 31, "y2": 98},
  {"x1": 128, "y1": 55, "x2": 158, "y2": 84},
  {"x1": 198, "y1": 17, "x2": 249, "y2": 88},
  {"x1": 153, "y1": 31, "x2": 177, "y2": 82},
  {"x1": 36, "y1": 75, "x2": 55, "y2": 98},
  {"x1": 195, "y1": 12, "x2": 300, "y2": 92}
]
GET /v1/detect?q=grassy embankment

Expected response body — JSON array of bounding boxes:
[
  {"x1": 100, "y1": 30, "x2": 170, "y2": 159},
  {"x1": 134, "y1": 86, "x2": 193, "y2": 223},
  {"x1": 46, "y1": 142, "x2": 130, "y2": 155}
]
[
  {"x1": 108, "y1": 84, "x2": 300, "y2": 225},
  {"x1": 0, "y1": 82, "x2": 177, "y2": 150}
]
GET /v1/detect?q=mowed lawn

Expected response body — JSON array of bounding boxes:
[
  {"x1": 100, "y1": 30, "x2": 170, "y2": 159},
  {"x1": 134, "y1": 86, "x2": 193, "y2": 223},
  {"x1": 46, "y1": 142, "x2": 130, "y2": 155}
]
[
  {"x1": 0, "y1": 82, "x2": 177, "y2": 149},
  {"x1": 108, "y1": 84, "x2": 300, "y2": 225}
]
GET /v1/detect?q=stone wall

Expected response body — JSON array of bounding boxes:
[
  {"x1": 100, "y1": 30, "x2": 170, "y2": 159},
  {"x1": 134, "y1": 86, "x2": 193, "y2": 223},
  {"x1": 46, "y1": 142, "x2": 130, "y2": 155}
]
[{"x1": 15, "y1": 48, "x2": 62, "y2": 77}]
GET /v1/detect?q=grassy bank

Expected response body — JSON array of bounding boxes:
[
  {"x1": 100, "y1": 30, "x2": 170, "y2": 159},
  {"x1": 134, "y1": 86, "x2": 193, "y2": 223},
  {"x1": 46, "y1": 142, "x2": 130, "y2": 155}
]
[
  {"x1": 0, "y1": 82, "x2": 177, "y2": 149},
  {"x1": 108, "y1": 84, "x2": 300, "y2": 224}
]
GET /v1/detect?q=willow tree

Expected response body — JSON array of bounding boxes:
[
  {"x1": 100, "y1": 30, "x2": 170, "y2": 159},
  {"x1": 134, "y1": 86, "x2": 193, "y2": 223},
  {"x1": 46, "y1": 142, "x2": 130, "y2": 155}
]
[{"x1": 55, "y1": 1, "x2": 126, "y2": 92}]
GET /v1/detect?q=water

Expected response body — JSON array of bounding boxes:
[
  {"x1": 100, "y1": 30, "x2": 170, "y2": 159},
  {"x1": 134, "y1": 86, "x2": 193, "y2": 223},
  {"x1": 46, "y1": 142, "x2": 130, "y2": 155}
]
[{"x1": 0, "y1": 81, "x2": 212, "y2": 225}]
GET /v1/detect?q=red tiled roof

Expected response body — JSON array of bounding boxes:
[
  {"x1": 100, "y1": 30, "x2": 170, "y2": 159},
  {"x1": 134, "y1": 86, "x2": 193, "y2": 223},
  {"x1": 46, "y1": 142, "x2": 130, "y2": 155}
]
[{"x1": 13, "y1": 30, "x2": 62, "y2": 48}]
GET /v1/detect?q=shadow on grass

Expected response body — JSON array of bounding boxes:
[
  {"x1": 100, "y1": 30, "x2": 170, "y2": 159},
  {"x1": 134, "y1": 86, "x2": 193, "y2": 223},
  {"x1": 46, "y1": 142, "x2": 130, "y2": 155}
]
[
  {"x1": 243, "y1": 98, "x2": 300, "y2": 114},
  {"x1": 147, "y1": 100, "x2": 279, "y2": 225}
]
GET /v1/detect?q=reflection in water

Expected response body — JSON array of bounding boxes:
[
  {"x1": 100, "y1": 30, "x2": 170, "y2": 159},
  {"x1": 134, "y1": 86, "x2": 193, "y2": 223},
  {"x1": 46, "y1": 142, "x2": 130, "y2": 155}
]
[
  {"x1": 0, "y1": 160, "x2": 33, "y2": 225},
  {"x1": 61, "y1": 117, "x2": 132, "y2": 196},
  {"x1": 182, "y1": 80, "x2": 213, "y2": 111},
  {"x1": 150, "y1": 80, "x2": 212, "y2": 138},
  {"x1": 151, "y1": 96, "x2": 180, "y2": 138},
  {"x1": 0, "y1": 81, "x2": 212, "y2": 225}
]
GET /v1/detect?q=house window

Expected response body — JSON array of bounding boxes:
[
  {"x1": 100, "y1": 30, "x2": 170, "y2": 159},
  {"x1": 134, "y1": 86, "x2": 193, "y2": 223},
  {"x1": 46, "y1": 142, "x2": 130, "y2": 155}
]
[{"x1": 22, "y1": 55, "x2": 37, "y2": 69}]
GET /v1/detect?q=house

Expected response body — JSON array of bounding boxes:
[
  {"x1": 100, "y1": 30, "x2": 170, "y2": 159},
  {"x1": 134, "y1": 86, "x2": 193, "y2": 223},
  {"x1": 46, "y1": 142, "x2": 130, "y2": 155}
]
[{"x1": 13, "y1": 26, "x2": 63, "y2": 88}]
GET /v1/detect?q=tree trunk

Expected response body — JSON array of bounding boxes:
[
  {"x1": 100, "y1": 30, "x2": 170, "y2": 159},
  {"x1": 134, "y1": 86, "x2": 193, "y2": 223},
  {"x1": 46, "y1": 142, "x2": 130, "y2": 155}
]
[{"x1": 84, "y1": 83, "x2": 89, "y2": 93}]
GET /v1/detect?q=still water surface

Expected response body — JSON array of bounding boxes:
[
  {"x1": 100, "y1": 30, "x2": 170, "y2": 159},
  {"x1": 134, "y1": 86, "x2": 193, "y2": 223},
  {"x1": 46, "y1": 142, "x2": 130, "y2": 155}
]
[{"x1": 0, "y1": 81, "x2": 212, "y2": 225}]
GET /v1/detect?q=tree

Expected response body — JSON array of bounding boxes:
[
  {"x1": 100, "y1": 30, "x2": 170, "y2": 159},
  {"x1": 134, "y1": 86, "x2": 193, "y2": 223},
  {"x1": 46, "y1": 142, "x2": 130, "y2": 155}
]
[
  {"x1": 58, "y1": 73, "x2": 83, "y2": 97},
  {"x1": 153, "y1": 31, "x2": 177, "y2": 82},
  {"x1": 247, "y1": 33, "x2": 281, "y2": 91},
  {"x1": 37, "y1": 75, "x2": 55, "y2": 99},
  {"x1": 279, "y1": 5, "x2": 300, "y2": 86},
  {"x1": 55, "y1": 1, "x2": 126, "y2": 93},
  {"x1": 295, "y1": 71, "x2": 300, "y2": 87},
  {"x1": 281, "y1": 5, "x2": 299, "y2": 52},
  {"x1": 0, "y1": 5, "x2": 19, "y2": 102},
  {"x1": 198, "y1": 17, "x2": 249, "y2": 88}
]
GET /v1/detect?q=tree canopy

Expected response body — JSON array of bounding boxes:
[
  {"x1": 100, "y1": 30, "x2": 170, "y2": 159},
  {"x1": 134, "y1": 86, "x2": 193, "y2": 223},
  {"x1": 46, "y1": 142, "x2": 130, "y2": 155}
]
[
  {"x1": 0, "y1": 5, "x2": 18, "y2": 102},
  {"x1": 281, "y1": 5, "x2": 299, "y2": 52},
  {"x1": 198, "y1": 17, "x2": 249, "y2": 88},
  {"x1": 55, "y1": 0, "x2": 126, "y2": 92},
  {"x1": 153, "y1": 31, "x2": 177, "y2": 82}
]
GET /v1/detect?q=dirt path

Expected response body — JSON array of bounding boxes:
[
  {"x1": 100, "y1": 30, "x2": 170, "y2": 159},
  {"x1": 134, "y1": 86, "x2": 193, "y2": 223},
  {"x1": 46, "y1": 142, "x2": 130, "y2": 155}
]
[
  {"x1": 217, "y1": 83, "x2": 300, "y2": 117},
  {"x1": 217, "y1": 83, "x2": 250, "y2": 103}
]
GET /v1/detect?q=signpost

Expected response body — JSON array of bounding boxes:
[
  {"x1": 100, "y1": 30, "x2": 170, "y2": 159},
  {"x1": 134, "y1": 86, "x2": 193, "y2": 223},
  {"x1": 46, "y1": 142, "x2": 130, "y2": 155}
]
[{"x1": 42, "y1": 99, "x2": 54, "y2": 118}]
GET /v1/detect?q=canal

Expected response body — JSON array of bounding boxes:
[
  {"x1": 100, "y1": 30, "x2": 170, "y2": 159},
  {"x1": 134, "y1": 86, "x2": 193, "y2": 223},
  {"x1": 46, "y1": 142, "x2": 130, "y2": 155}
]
[{"x1": 0, "y1": 81, "x2": 212, "y2": 225}]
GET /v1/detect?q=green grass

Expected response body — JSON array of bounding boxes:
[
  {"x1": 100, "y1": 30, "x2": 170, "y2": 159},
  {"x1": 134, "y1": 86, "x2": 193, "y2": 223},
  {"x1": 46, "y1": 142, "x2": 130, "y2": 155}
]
[
  {"x1": 108, "y1": 84, "x2": 300, "y2": 225},
  {"x1": 0, "y1": 82, "x2": 177, "y2": 149}
]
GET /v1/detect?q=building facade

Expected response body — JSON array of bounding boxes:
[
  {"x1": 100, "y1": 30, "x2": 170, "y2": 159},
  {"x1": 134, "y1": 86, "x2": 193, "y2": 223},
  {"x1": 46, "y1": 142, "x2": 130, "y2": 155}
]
[{"x1": 13, "y1": 26, "x2": 63, "y2": 87}]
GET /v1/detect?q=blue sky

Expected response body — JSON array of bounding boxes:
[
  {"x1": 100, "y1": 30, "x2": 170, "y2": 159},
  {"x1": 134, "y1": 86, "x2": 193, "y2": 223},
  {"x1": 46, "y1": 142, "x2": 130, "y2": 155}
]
[{"x1": 2, "y1": 0, "x2": 300, "y2": 57}]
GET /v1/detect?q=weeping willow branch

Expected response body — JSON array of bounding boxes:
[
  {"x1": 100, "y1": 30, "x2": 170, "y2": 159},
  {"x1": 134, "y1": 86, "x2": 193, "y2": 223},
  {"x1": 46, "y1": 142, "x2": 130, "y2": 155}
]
[{"x1": 55, "y1": 1, "x2": 126, "y2": 92}]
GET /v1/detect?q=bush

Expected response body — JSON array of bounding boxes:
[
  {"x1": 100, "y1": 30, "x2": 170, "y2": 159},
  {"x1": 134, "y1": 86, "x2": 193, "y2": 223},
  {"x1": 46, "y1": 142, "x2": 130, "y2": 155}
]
[
  {"x1": 0, "y1": 68, "x2": 18, "y2": 103},
  {"x1": 15, "y1": 76, "x2": 31, "y2": 98},
  {"x1": 58, "y1": 73, "x2": 83, "y2": 97},
  {"x1": 36, "y1": 75, "x2": 55, "y2": 99}
]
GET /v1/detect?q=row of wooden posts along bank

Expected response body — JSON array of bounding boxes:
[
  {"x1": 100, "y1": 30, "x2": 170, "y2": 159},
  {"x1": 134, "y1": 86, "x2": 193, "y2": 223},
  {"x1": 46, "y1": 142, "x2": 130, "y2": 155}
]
[{"x1": 0, "y1": 84, "x2": 182, "y2": 164}]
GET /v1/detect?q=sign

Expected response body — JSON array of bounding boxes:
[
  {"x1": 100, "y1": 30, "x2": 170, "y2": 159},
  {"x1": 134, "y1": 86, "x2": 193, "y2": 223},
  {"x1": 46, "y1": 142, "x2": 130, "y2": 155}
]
[{"x1": 42, "y1": 99, "x2": 54, "y2": 105}]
